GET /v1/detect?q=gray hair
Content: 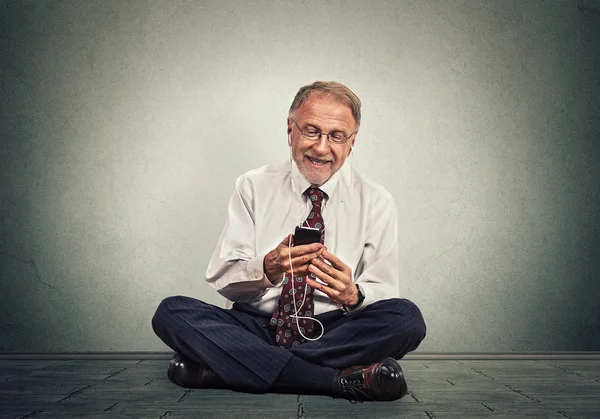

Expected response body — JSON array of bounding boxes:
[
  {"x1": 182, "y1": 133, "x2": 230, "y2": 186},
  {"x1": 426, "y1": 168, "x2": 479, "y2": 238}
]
[{"x1": 288, "y1": 81, "x2": 362, "y2": 127}]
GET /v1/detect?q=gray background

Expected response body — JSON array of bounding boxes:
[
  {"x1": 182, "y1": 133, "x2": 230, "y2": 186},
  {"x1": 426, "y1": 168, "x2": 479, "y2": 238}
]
[{"x1": 1, "y1": 0, "x2": 599, "y2": 353}]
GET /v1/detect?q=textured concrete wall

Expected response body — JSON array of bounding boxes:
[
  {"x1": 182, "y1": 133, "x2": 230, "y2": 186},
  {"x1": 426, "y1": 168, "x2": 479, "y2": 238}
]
[{"x1": 1, "y1": 0, "x2": 599, "y2": 352}]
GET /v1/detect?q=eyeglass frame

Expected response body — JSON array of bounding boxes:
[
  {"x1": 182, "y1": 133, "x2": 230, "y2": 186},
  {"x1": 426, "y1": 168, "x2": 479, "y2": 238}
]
[{"x1": 289, "y1": 119, "x2": 357, "y2": 145}]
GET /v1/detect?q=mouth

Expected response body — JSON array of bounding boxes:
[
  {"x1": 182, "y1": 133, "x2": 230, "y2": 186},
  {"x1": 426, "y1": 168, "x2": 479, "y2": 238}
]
[{"x1": 306, "y1": 156, "x2": 331, "y2": 167}]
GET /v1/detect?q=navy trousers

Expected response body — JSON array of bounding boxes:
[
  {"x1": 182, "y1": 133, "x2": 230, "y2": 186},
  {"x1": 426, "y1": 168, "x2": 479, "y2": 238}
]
[{"x1": 152, "y1": 296, "x2": 426, "y2": 393}]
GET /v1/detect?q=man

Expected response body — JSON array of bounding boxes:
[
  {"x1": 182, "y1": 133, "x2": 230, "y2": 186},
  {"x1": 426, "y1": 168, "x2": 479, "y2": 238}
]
[{"x1": 152, "y1": 81, "x2": 426, "y2": 402}]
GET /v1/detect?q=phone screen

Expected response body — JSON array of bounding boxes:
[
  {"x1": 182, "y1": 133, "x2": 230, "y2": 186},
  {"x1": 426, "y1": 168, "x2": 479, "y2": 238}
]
[{"x1": 294, "y1": 226, "x2": 321, "y2": 246}]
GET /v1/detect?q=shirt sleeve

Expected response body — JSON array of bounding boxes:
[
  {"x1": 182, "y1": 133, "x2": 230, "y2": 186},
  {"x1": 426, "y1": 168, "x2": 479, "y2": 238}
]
[
  {"x1": 350, "y1": 189, "x2": 400, "y2": 313},
  {"x1": 205, "y1": 176, "x2": 274, "y2": 303}
]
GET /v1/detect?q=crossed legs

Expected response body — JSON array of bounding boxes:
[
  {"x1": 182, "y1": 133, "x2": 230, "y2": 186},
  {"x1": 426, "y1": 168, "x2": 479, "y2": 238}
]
[{"x1": 152, "y1": 295, "x2": 426, "y2": 393}]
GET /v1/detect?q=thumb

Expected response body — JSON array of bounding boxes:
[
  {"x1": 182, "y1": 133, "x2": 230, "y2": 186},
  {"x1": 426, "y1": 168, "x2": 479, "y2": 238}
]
[{"x1": 280, "y1": 234, "x2": 292, "y2": 246}]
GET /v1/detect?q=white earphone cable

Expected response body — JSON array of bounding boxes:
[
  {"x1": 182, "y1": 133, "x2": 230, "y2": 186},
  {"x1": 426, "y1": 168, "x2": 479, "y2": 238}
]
[
  {"x1": 283, "y1": 133, "x2": 355, "y2": 342},
  {"x1": 284, "y1": 156, "x2": 325, "y2": 341},
  {"x1": 284, "y1": 233, "x2": 325, "y2": 342}
]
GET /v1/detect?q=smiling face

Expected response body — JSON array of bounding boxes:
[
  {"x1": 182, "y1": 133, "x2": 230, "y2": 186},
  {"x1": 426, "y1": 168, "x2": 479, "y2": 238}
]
[{"x1": 288, "y1": 93, "x2": 357, "y2": 186}]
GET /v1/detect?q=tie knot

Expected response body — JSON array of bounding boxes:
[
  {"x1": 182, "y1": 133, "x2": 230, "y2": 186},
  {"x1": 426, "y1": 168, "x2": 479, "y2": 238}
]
[{"x1": 305, "y1": 187, "x2": 325, "y2": 207}]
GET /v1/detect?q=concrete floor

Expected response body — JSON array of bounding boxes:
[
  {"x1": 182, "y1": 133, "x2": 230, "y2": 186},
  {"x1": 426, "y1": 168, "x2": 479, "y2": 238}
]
[{"x1": 1, "y1": 358, "x2": 600, "y2": 418}]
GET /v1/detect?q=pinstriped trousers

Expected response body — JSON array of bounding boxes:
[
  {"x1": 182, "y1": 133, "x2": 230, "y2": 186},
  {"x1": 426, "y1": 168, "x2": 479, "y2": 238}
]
[{"x1": 152, "y1": 296, "x2": 426, "y2": 393}]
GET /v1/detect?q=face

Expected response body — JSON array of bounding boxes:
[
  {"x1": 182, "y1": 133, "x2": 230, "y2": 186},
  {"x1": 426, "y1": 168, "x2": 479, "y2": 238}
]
[{"x1": 288, "y1": 93, "x2": 357, "y2": 186}]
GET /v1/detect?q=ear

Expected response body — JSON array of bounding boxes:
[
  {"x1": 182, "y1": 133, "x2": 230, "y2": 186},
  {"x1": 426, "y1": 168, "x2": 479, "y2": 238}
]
[
  {"x1": 348, "y1": 138, "x2": 356, "y2": 156},
  {"x1": 287, "y1": 118, "x2": 293, "y2": 146}
]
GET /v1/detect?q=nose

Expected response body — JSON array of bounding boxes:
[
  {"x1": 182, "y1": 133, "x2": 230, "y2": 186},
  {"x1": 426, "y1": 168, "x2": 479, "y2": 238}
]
[{"x1": 313, "y1": 133, "x2": 330, "y2": 154}]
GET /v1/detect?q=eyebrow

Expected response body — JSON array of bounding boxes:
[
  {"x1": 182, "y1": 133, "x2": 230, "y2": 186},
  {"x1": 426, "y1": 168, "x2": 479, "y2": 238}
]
[{"x1": 303, "y1": 122, "x2": 348, "y2": 134}]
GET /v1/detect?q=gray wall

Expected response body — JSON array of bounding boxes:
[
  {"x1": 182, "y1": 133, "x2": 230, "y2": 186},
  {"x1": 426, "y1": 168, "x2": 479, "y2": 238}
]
[{"x1": 1, "y1": 0, "x2": 599, "y2": 353}]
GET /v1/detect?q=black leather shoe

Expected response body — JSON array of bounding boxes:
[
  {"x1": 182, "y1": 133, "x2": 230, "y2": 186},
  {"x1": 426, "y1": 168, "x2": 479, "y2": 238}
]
[
  {"x1": 168, "y1": 353, "x2": 227, "y2": 389},
  {"x1": 336, "y1": 357, "x2": 407, "y2": 402}
]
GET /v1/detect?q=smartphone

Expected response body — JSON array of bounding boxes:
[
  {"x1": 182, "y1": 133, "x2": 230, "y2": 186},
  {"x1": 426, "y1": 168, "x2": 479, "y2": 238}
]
[
  {"x1": 294, "y1": 226, "x2": 321, "y2": 246},
  {"x1": 294, "y1": 226, "x2": 327, "y2": 285}
]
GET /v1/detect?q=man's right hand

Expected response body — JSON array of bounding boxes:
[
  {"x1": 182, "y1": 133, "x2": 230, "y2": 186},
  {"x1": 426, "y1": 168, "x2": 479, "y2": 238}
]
[{"x1": 263, "y1": 235, "x2": 326, "y2": 284}]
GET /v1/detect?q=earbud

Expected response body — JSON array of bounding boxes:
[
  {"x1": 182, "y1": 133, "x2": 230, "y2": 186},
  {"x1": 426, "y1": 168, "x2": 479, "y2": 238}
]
[{"x1": 288, "y1": 133, "x2": 292, "y2": 146}]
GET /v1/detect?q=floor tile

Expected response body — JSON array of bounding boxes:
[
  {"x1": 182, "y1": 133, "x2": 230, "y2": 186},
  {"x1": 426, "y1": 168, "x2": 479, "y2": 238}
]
[{"x1": 1, "y1": 358, "x2": 599, "y2": 417}]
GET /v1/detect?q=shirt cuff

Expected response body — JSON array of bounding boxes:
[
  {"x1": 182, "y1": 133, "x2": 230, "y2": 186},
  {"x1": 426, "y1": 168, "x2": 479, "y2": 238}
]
[
  {"x1": 246, "y1": 253, "x2": 285, "y2": 289},
  {"x1": 246, "y1": 254, "x2": 267, "y2": 280}
]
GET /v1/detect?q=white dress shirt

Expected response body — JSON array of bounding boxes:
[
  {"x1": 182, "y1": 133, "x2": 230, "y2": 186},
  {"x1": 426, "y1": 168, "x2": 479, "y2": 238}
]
[{"x1": 205, "y1": 159, "x2": 400, "y2": 315}]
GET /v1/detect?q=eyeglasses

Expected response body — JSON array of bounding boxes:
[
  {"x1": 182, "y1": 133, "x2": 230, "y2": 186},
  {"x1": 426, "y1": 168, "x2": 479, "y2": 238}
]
[{"x1": 290, "y1": 119, "x2": 356, "y2": 145}]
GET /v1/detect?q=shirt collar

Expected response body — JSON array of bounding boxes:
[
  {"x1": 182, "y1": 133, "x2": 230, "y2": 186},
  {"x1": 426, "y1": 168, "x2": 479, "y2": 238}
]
[{"x1": 290, "y1": 159, "x2": 346, "y2": 202}]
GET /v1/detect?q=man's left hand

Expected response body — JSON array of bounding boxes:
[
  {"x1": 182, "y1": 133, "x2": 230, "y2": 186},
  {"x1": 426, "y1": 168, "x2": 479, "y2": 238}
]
[{"x1": 306, "y1": 250, "x2": 358, "y2": 307}]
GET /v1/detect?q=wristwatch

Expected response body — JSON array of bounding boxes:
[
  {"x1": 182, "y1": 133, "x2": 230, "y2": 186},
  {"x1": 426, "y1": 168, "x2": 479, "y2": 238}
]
[{"x1": 342, "y1": 284, "x2": 365, "y2": 313}]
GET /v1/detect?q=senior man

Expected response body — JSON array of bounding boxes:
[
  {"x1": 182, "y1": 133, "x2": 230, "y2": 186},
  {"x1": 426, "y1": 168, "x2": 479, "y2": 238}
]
[{"x1": 152, "y1": 81, "x2": 426, "y2": 402}]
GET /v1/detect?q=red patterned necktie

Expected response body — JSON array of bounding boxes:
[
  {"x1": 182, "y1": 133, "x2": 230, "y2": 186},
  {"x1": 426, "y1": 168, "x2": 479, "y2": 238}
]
[{"x1": 270, "y1": 187, "x2": 326, "y2": 348}]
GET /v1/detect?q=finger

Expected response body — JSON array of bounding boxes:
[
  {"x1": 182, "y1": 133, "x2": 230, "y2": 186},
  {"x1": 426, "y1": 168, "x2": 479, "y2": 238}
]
[
  {"x1": 278, "y1": 235, "x2": 293, "y2": 247},
  {"x1": 285, "y1": 263, "x2": 311, "y2": 276},
  {"x1": 321, "y1": 250, "x2": 349, "y2": 272},
  {"x1": 306, "y1": 277, "x2": 338, "y2": 299},
  {"x1": 290, "y1": 252, "x2": 324, "y2": 268},
  {"x1": 308, "y1": 264, "x2": 344, "y2": 291},
  {"x1": 289, "y1": 245, "x2": 325, "y2": 263},
  {"x1": 278, "y1": 237, "x2": 310, "y2": 265},
  {"x1": 310, "y1": 258, "x2": 345, "y2": 283},
  {"x1": 291, "y1": 243, "x2": 324, "y2": 257}
]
